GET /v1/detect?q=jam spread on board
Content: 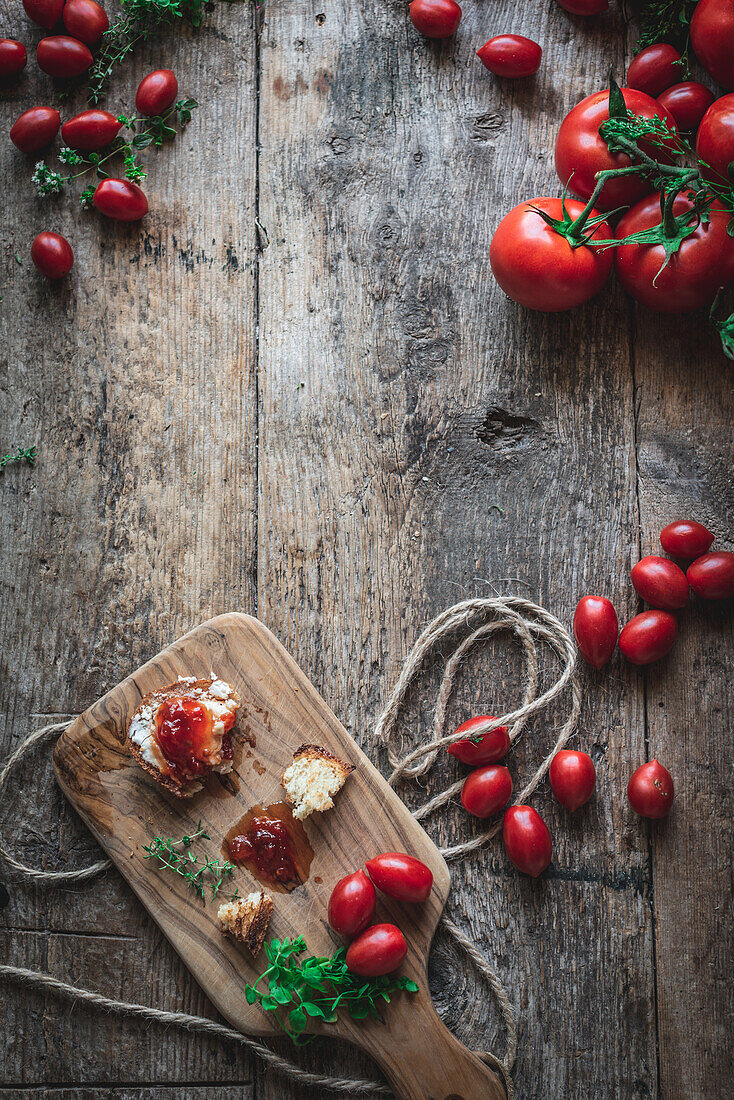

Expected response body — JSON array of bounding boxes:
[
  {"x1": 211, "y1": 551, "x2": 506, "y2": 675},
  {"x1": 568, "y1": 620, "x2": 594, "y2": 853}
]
[{"x1": 224, "y1": 802, "x2": 314, "y2": 892}]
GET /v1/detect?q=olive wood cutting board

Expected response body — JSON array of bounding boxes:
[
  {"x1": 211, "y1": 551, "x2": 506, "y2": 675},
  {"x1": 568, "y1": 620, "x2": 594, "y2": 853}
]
[{"x1": 53, "y1": 613, "x2": 505, "y2": 1100}]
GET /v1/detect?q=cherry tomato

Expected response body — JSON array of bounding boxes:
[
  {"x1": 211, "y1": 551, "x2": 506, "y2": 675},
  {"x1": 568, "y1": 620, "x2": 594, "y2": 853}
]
[
  {"x1": 691, "y1": 0, "x2": 734, "y2": 90},
  {"x1": 657, "y1": 82, "x2": 714, "y2": 133},
  {"x1": 327, "y1": 870, "x2": 376, "y2": 937},
  {"x1": 365, "y1": 852, "x2": 433, "y2": 903},
  {"x1": 549, "y1": 750, "x2": 596, "y2": 811},
  {"x1": 490, "y1": 197, "x2": 613, "y2": 312},
  {"x1": 0, "y1": 39, "x2": 28, "y2": 77},
  {"x1": 618, "y1": 610, "x2": 677, "y2": 665},
  {"x1": 476, "y1": 35, "x2": 542, "y2": 79},
  {"x1": 37, "y1": 35, "x2": 92, "y2": 78},
  {"x1": 447, "y1": 715, "x2": 510, "y2": 766},
  {"x1": 461, "y1": 765, "x2": 512, "y2": 819},
  {"x1": 686, "y1": 551, "x2": 734, "y2": 599},
  {"x1": 31, "y1": 231, "x2": 74, "y2": 278},
  {"x1": 345, "y1": 923, "x2": 408, "y2": 977},
  {"x1": 502, "y1": 805, "x2": 552, "y2": 877},
  {"x1": 555, "y1": 0, "x2": 608, "y2": 13},
  {"x1": 627, "y1": 760, "x2": 674, "y2": 819},
  {"x1": 23, "y1": 0, "x2": 64, "y2": 29},
  {"x1": 61, "y1": 109, "x2": 121, "y2": 150},
  {"x1": 696, "y1": 93, "x2": 734, "y2": 190},
  {"x1": 573, "y1": 595, "x2": 619, "y2": 669},
  {"x1": 62, "y1": 0, "x2": 109, "y2": 44},
  {"x1": 135, "y1": 69, "x2": 179, "y2": 116},
  {"x1": 554, "y1": 88, "x2": 677, "y2": 212},
  {"x1": 10, "y1": 105, "x2": 60, "y2": 153},
  {"x1": 93, "y1": 178, "x2": 148, "y2": 221},
  {"x1": 408, "y1": 0, "x2": 461, "y2": 39},
  {"x1": 660, "y1": 520, "x2": 715, "y2": 559},
  {"x1": 627, "y1": 43, "x2": 682, "y2": 98},
  {"x1": 614, "y1": 194, "x2": 734, "y2": 312},
  {"x1": 630, "y1": 555, "x2": 689, "y2": 610}
]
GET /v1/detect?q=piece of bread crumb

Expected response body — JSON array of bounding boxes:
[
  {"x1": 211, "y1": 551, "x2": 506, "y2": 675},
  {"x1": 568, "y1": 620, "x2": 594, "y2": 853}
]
[
  {"x1": 217, "y1": 891, "x2": 274, "y2": 957},
  {"x1": 281, "y1": 743, "x2": 354, "y2": 821}
]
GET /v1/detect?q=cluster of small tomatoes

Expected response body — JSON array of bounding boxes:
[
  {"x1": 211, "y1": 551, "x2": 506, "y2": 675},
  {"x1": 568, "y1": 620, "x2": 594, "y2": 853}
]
[
  {"x1": 327, "y1": 852, "x2": 433, "y2": 976},
  {"x1": 2, "y1": 0, "x2": 175, "y2": 278}
]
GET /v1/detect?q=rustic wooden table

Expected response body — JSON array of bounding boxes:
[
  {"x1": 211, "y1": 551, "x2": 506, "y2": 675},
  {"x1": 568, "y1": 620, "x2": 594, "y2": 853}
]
[{"x1": 1, "y1": 3, "x2": 732, "y2": 1098}]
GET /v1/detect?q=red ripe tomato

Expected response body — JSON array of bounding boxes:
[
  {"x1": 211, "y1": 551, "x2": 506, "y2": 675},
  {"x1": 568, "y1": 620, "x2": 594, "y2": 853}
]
[
  {"x1": 327, "y1": 870, "x2": 376, "y2": 937},
  {"x1": 365, "y1": 852, "x2": 433, "y2": 903},
  {"x1": 660, "y1": 520, "x2": 715, "y2": 559},
  {"x1": 0, "y1": 39, "x2": 28, "y2": 77},
  {"x1": 627, "y1": 760, "x2": 674, "y2": 818},
  {"x1": 614, "y1": 194, "x2": 734, "y2": 312},
  {"x1": 618, "y1": 610, "x2": 677, "y2": 665},
  {"x1": 136, "y1": 69, "x2": 179, "y2": 116},
  {"x1": 23, "y1": 0, "x2": 64, "y2": 29},
  {"x1": 31, "y1": 230, "x2": 74, "y2": 278},
  {"x1": 61, "y1": 109, "x2": 121, "y2": 150},
  {"x1": 554, "y1": 88, "x2": 677, "y2": 212},
  {"x1": 490, "y1": 197, "x2": 613, "y2": 312},
  {"x1": 630, "y1": 555, "x2": 689, "y2": 610},
  {"x1": 460, "y1": 765, "x2": 513, "y2": 819},
  {"x1": 93, "y1": 178, "x2": 148, "y2": 221},
  {"x1": 37, "y1": 35, "x2": 92, "y2": 78},
  {"x1": 549, "y1": 750, "x2": 596, "y2": 811},
  {"x1": 691, "y1": 0, "x2": 734, "y2": 90},
  {"x1": 502, "y1": 805, "x2": 552, "y2": 877},
  {"x1": 447, "y1": 715, "x2": 510, "y2": 766},
  {"x1": 555, "y1": 0, "x2": 608, "y2": 13},
  {"x1": 476, "y1": 35, "x2": 542, "y2": 79},
  {"x1": 10, "y1": 106, "x2": 60, "y2": 153},
  {"x1": 687, "y1": 551, "x2": 734, "y2": 599},
  {"x1": 696, "y1": 93, "x2": 734, "y2": 189},
  {"x1": 408, "y1": 0, "x2": 461, "y2": 39},
  {"x1": 657, "y1": 82, "x2": 714, "y2": 132},
  {"x1": 573, "y1": 595, "x2": 619, "y2": 669},
  {"x1": 627, "y1": 43, "x2": 682, "y2": 97},
  {"x1": 345, "y1": 923, "x2": 408, "y2": 977},
  {"x1": 62, "y1": 0, "x2": 109, "y2": 44}
]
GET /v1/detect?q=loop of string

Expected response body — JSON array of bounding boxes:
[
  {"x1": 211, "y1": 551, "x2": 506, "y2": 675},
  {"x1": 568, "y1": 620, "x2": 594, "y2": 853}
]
[{"x1": 0, "y1": 597, "x2": 579, "y2": 1098}]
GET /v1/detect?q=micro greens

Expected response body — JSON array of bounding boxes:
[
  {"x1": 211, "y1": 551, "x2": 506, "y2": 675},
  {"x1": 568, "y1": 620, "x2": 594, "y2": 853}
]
[
  {"x1": 142, "y1": 821, "x2": 235, "y2": 902},
  {"x1": 244, "y1": 936, "x2": 419, "y2": 1044},
  {"x1": 0, "y1": 446, "x2": 37, "y2": 472}
]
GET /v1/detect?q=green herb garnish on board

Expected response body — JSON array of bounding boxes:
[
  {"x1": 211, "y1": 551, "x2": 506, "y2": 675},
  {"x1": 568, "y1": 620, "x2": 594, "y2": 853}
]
[
  {"x1": 142, "y1": 821, "x2": 235, "y2": 902},
  {"x1": 244, "y1": 936, "x2": 419, "y2": 1044},
  {"x1": 1, "y1": 446, "x2": 37, "y2": 472}
]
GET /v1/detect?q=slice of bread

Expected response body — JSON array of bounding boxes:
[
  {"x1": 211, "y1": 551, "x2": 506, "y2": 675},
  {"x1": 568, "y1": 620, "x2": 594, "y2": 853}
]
[
  {"x1": 281, "y1": 743, "x2": 354, "y2": 820},
  {"x1": 217, "y1": 891, "x2": 274, "y2": 957}
]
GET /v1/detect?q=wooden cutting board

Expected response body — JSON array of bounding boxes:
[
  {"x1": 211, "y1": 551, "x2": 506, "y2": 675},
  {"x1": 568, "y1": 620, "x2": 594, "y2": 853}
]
[{"x1": 53, "y1": 613, "x2": 505, "y2": 1100}]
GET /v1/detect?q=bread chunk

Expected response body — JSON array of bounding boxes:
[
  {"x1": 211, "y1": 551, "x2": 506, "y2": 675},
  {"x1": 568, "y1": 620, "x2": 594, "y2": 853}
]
[
  {"x1": 281, "y1": 743, "x2": 354, "y2": 820},
  {"x1": 217, "y1": 891, "x2": 274, "y2": 957}
]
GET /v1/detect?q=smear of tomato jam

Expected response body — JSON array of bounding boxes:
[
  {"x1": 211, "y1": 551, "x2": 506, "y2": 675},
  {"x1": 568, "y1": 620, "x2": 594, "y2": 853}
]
[
  {"x1": 154, "y1": 696, "x2": 233, "y2": 781},
  {"x1": 228, "y1": 817, "x2": 298, "y2": 884}
]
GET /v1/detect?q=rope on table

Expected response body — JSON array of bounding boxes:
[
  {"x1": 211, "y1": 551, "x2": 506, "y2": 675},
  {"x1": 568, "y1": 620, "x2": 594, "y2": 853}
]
[{"x1": 0, "y1": 596, "x2": 580, "y2": 1099}]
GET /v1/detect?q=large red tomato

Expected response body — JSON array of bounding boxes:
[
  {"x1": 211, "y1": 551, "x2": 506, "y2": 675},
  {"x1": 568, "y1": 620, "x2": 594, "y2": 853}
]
[
  {"x1": 691, "y1": 0, "x2": 734, "y2": 90},
  {"x1": 696, "y1": 93, "x2": 734, "y2": 189},
  {"x1": 554, "y1": 88, "x2": 677, "y2": 211},
  {"x1": 614, "y1": 193, "x2": 734, "y2": 312}
]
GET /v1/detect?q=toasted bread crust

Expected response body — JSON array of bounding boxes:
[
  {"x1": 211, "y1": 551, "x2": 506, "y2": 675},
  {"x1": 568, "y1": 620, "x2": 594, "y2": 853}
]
[
  {"x1": 291, "y1": 743, "x2": 355, "y2": 775},
  {"x1": 218, "y1": 892, "x2": 274, "y2": 957},
  {"x1": 127, "y1": 736, "x2": 201, "y2": 798}
]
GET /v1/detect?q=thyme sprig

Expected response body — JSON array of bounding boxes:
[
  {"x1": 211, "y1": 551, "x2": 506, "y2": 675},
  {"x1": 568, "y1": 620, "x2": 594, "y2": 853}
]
[
  {"x1": 142, "y1": 820, "x2": 235, "y2": 902},
  {"x1": 244, "y1": 936, "x2": 419, "y2": 1045},
  {"x1": 0, "y1": 446, "x2": 37, "y2": 472}
]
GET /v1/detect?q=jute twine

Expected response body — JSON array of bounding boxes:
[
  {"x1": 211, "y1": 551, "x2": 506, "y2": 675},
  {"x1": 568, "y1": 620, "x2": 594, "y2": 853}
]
[{"x1": 0, "y1": 596, "x2": 580, "y2": 1098}]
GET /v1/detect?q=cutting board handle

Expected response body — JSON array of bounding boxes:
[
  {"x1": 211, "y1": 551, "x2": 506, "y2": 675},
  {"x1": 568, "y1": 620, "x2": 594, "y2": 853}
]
[{"x1": 360, "y1": 984, "x2": 507, "y2": 1100}]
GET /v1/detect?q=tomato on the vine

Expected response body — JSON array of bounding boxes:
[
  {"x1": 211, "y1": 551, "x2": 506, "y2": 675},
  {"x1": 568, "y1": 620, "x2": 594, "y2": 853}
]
[
  {"x1": 691, "y1": 0, "x2": 734, "y2": 90},
  {"x1": 618, "y1": 610, "x2": 678, "y2": 665},
  {"x1": 476, "y1": 35, "x2": 542, "y2": 79},
  {"x1": 37, "y1": 35, "x2": 93, "y2": 78},
  {"x1": 490, "y1": 197, "x2": 613, "y2": 311},
  {"x1": 23, "y1": 0, "x2": 64, "y2": 29},
  {"x1": 660, "y1": 520, "x2": 714, "y2": 560},
  {"x1": 408, "y1": 0, "x2": 461, "y2": 38},
  {"x1": 627, "y1": 760, "x2": 674, "y2": 819},
  {"x1": 0, "y1": 39, "x2": 28, "y2": 77},
  {"x1": 573, "y1": 595, "x2": 618, "y2": 669},
  {"x1": 327, "y1": 870, "x2": 376, "y2": 937},
  {"x1": 627, "y1": 43, "x2": 682, "y2": 98},
  {"x1": 696, "y1": 93, "x2": 734, "y2": 190},
  {"x1": 93, "y1": 179, "x2": 149, "y2": 221},
  {"x1": 614, "y1": 194, "x2": 734, "y2": 312},
  {"x1": 31, "y1": 231, "x2": 74, "y2": 278},
  {"x1": 365, "y1": 852, "x2": 433, "y2": 903},
  {"x1": 62, "y1": 0, "x2": 109, "y2": 45},
  {"x1": 630, "y1": 556, "x2": 689, "y2": 610},
  {"x1": 136, "y1": 69, "x2": 179, "y2": 116},
  {"x1": 687, "y1": 551, "x2": 734, "y2": 599},
  {"x1": 61, "y1": 109, "x2": 122, "y2": 151},
  {"x1": 10, "y1": 106, "x2": 60, "y2": 153},
  {"x1": 447, "y1": 715, "x2": 510, "y2": 766},
  {"x1": 549, "y1": 750, "x2": 596, "y2": 811},
  {"x1": 554, "y1": 88, "x2": 677, "y2": 211},
  {"x1": 502, "y1": 806, "x2": 552, "y2": 877},
  {"x1": 657, "y1": 83, "x2": 714, "y2": 133},
  {"x1": 345, "y1": 924, "x2": 408, "y2": 977}
]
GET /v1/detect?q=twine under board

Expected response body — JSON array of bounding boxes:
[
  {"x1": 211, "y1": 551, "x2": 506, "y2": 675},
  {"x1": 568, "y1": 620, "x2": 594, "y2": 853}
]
[{"x1": 0, "y1": 596, "x2": 581, "y2": 1098}]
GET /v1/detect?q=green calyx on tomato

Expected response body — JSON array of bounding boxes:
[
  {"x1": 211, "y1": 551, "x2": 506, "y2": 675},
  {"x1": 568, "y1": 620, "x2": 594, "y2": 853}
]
[
  {"x1": 529, "y1": 189, "x2": 621, "y2": 249},
  {"x1": 710, "y1": 290, "x2": 734, "y2": 362}
]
